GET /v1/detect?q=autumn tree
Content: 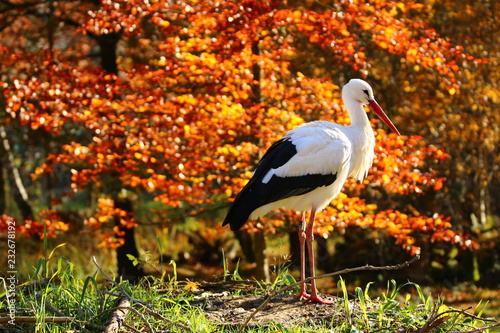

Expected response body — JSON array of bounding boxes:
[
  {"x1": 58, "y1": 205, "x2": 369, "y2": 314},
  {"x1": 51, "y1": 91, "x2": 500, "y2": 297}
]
[
  {"x1": 344, "y1": 0, "x2": 499, "y2": 282},
  {"x1": 0, "y1": 0, "x2": 482, "y2": 281}
]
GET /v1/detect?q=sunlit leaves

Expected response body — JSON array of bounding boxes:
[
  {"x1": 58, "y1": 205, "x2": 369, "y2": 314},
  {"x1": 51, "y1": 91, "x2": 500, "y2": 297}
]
[
  {"x1": 17, "y1": 211, "x2": 69, "y2": 239},
  {"x1": 0, "y1": 212, "x2": 70, "y2": 240},
  {"x1": 368, "y1": 132, "x2": 450, "y2": 194},
  {"x1": 84, "y1": 197, "x2": 137, "y2": 248},
  {"x1": 0, "y1": 0, "x2": 481, "y2": 252}
]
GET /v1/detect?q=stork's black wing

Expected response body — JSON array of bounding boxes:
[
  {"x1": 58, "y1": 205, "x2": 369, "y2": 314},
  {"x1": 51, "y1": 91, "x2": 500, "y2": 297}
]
[{"x1": 222, "y1": 138, "x2": 337, "y2": 231}]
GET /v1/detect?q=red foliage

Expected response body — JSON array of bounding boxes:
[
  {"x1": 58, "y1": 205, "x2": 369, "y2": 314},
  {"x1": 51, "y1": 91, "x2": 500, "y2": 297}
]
[{"x1": 0, "y1": 0, "x2": 481, "y2": 253}]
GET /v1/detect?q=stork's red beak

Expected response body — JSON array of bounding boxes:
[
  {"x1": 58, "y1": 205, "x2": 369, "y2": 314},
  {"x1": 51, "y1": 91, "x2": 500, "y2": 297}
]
[{"x1": 368, "y1": 100, "x2": 400, "y2": 135}]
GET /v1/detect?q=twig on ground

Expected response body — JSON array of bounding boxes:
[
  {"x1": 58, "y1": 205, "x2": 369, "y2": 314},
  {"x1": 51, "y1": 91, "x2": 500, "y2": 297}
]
[
  {"x1": 35, "y1": 292, "x2": 66, "y2": 317},
  {"x1": 0, "y1": 316, "x2": 73, "y2": 323},
  {"x1": 92, "y1": 256, "x2": 194, "y2": 333},
  {"x1": 237, "y1": 256, "x2": 421, "y2": 333},
  {"x1": 103, "y1": 290, "x2": 151, "y2": 306},
  {"x1": 138, "y1": 304, "x2": 194, "y2": 332},
  {"x1": 440, "y1": 307, "x2": 496, "y2": 323},
  {"x1": 34, "y1": 292, "x2": 105, "y2": 331},
  {"x1": 199, "y1": 280, "x2": 262, "y2": 288},
  {"x1": 17, "y1": 277, "x2": 54, "y2": 294},
  {"x1": 443, "y1": 307, "x2": 499, "y2": 333},
  {"x1": 103, "y1": 296, "x2": 131, "y2": 333},
  {"x1": 416, "y1": 304, "x2": 499, "y2": 333},
  {"x1": 92, "y1": 257, "x2": 156, "y2": 333},
  {"x1": 449, "y1": 322, "x2": 500, "y2": 333},
  {"x1": 92, "y1": 256, "x2": 132, "y2": 299}
]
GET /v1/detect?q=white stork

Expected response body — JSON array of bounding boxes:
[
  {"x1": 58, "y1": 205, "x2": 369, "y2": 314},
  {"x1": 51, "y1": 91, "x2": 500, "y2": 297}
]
[{"x1": 222, "y1": 79, "x2": 400, "y2": 304}]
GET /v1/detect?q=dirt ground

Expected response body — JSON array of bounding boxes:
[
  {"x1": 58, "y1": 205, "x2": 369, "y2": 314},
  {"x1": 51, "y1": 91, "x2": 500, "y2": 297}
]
[
  {"x1": 185, "y1": 281, "x2": 500, "y2": 331},
  {"x1": 189, "y1": 281, "x2": 350, "y2": 328}
]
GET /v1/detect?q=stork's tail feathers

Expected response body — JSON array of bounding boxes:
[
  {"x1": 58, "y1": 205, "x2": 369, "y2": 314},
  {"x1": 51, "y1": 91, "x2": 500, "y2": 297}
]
[{"x1": 222, "y1": 189, "x2": 260, "y2": 231}]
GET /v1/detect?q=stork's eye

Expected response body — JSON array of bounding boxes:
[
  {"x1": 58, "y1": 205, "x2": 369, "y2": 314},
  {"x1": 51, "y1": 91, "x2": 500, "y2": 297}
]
[{"x1": 362, "y1": 89, "x2": 369, "y2": 96}]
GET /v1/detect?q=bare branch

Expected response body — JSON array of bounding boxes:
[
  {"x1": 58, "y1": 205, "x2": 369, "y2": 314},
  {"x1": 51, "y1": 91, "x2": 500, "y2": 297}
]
[
  {"x1": 237, "y1": 256, "x2": 421, "y2": 333},
  {"x1": 92, "y1": 256, "x2": 194, "y2": 333},
  {"x1": 449, "y1": 322, "x2": 500, "y2": 333},
  {"x1": 0, "y1": 124, "x2": 33, "y2": 219},
  {"x1": 103, "y1": 297, "x2": 131, "y2": 333},
  {"x1": 0, "y1": 316, "x2": 73, "y2": 323}
]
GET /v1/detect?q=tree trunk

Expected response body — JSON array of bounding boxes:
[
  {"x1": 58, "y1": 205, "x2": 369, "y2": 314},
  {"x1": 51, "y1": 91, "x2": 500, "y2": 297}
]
[
  {"x1": 248, "y1": 39, "x2": 270, "y2": 282},
  {"x1": 97, "y1": 33, "x2": 120, "y2": 75},
  {"x1": 234, "y1": 230, "x2": 270, "y2": 282},
  {"x1": 0, "y1": 162, "x2": 5, "y2": 214},
  {"x1": 316, "y1": 236, "x2": 330, "y2": 273},
  {"x1": 94, "y1": 31, "x2": 144, "y2": 281},
  {"x1": 0, "y1": 124, "x2": 33, "y2": 220},
  {"x1": 253, "y1": 231, "x2": 270, "y2": 283},
  {"x1": 251, "y1": 40, "x2": 261, "y2": 100},
  {"x1": 114, "y1": 197, "x2": 143, "y2": 282},
  {"x1": 235, "y1": 230, "x2": 255, "y2": 263},
  {"x1": 231, "y1": 38, "x2": 270, "y2": 280},
  {"x1": 289, "y1": 231, "x2": 301, "y2": 270}
]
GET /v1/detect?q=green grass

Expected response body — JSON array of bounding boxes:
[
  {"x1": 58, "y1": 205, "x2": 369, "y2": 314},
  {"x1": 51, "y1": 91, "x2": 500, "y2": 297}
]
[{"x1": 1, "y1": 244, "x2": 499, "y2": 332}]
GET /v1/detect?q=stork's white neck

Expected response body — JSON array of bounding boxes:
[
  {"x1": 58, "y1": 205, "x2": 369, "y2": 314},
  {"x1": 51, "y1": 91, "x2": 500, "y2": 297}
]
[
  {"x1": 343, "y1": 99, "x2": 376, "y2": 181},
  {"x1": 343, "y1": 97, "x2": 370, "y2": 128}
]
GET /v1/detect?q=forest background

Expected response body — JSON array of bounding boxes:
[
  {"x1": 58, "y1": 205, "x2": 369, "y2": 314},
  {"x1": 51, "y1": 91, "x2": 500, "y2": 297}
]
[{"x1": 0, "y1": 0, "x2": 498, "y2": 306}]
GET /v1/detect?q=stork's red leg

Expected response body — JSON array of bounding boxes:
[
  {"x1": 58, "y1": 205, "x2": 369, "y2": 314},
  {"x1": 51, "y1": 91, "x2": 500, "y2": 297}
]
[
  {"x1": 296, "y1": 212, "x2": 310, "y2": 300},
  {"x1": 303, "y1": 208, "x2": 333, "y2": 304}
]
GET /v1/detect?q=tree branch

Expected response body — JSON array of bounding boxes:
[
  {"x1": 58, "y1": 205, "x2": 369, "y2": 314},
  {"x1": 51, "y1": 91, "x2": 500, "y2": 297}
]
[
  {"x1": 237, "y1": 256, "x2": 421, "y2": 333},
  {"x1": 91, "y1": 256, "x2": 194, "y2": 333},
  {"x1": 103, "y1": 297, "x2": 131, "y2": 333},
  {"x1": 0, "y1": 124, "x2": 33, "y2": 219}
]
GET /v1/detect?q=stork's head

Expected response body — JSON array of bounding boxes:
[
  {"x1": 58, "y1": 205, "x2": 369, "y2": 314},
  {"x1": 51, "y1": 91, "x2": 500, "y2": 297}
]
[
  {"x1": 342, "y1": 79, "x2": 400, "y2": 135},
  {"x1": 342, "y1": 78, "x2": 375, "y2": 105}
]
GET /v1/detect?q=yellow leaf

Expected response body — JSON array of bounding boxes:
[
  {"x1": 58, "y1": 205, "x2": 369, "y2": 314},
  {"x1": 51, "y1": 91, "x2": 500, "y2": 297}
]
[
  {"x1": 184, "y1": 281, "x2": 199, "y2": 291},
  {"x1": 91, "y1": 98, "x2": 104, "y2": 107},
  {"x1": 158, "y1": 57, "x2": 167, "y2": 66},
  {"x1": 382, "y1": 174, "x2": 390, "y2": 183},
  {"x1": 378, "y1": 41, "x2": 388, "y2": 49},
  {"x1": 340, "y1": 29, "x2": 350, "y2": 37}
]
